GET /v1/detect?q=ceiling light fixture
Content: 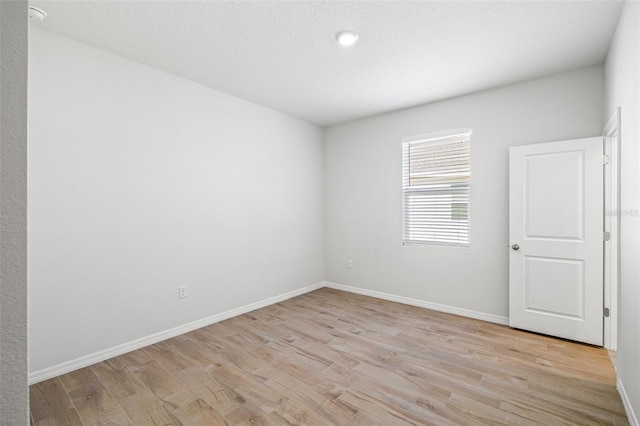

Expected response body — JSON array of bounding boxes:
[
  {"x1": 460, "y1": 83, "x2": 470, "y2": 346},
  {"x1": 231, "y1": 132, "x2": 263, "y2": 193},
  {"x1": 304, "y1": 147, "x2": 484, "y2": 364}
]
[
  {"x1": 29, "y1": 6, "x2": 47, "y2": 21},
  {"x1": 336, "y1": 31, "x2": 359, "y2": 47}
]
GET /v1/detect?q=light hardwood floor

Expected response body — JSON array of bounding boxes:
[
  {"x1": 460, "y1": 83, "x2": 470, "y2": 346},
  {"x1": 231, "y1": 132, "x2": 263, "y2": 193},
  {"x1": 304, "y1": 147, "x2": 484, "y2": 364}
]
[{"x1": 30, "y1": 288, "x2": 629, "y2": 425}]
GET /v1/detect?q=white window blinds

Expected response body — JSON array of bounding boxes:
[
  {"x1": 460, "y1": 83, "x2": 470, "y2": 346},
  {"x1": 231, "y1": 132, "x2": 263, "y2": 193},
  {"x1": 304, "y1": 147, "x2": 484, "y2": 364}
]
[{"x1": 402, "y1": 130, "x2": 471, "y2": 247}]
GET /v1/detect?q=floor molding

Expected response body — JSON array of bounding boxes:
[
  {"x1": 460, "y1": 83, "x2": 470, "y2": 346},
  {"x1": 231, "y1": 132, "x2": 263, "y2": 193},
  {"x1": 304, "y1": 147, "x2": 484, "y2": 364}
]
[
  {"x1": 28, "y1": 281, "x2": 325, "y2": 385},
  {"x1": 324, "y1": 281, "x2": 509, "y2": 325},
  {"x1": 30, "y1": 280, "x2": 515, "y2": 384},
  {"x1": 618, "y1": 378, "x2": 639, "y2": 426}
]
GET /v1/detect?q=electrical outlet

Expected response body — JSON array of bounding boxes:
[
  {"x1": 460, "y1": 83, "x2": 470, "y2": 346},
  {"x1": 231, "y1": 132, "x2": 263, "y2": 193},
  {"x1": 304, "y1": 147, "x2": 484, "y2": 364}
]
[
  {"x1": 347, "y1": 259, "x2": 353, "y2": 269},
  {"x1": 179, "y1": 285, "x2": 187, "y2": 299}
]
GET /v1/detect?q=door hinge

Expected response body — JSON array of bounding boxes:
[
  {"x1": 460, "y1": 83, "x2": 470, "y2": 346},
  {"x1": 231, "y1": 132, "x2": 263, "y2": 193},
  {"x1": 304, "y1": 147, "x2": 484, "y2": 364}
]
[
  {"x1": 603, "y1": 155, "x2": 610, "y2": 165},
  {"x1": 604, "y1": 231, "x2": 611, "y2": 241},
  {"x1": 604, "y1": 307, "x2": 610, "y2": 317}
]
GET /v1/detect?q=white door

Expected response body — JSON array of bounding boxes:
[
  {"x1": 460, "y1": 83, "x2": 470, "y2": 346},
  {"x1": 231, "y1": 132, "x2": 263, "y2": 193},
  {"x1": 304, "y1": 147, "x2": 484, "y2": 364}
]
[{"x1": 509, "y1": 137, "x2": 603, "y2": 346}]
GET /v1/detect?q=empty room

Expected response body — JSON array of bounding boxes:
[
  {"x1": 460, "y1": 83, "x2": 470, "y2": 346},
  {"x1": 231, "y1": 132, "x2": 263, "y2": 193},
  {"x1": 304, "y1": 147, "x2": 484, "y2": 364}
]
[{"x1": 1, "y1": 0, "x2": 639, "y2": 424}]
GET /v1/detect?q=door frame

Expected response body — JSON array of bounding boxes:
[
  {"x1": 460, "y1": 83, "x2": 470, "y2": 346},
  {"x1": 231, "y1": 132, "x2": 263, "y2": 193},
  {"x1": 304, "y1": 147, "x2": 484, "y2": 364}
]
[{"x1": 603, "y1": 107, "x2": 621, "y2": 351}]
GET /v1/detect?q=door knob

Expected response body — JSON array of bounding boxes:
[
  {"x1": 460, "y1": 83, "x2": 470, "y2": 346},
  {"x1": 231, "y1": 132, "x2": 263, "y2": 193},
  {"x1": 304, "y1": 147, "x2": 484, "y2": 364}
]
[{"x1": 511, "y1": 244, "x2": 520, "y2": 251}]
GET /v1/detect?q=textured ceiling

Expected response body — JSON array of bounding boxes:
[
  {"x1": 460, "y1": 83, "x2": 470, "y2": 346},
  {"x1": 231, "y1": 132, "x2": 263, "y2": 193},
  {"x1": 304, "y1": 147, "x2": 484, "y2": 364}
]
[{"x1": 31, "y1": 1, "x2": 623, "y2": 127}]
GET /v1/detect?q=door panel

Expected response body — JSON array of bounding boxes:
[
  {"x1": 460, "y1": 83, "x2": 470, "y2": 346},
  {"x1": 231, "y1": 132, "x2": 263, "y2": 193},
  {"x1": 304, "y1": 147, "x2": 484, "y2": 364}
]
[
  {"x1": 509, "y1": 137, "x2": 603, "y2": 345},
  {"x1": 525, "y1": 151, "x2": 584, "y2": 240},
  {"x1": 524, "y1": 256, "x2": 584, "y2": 319}
]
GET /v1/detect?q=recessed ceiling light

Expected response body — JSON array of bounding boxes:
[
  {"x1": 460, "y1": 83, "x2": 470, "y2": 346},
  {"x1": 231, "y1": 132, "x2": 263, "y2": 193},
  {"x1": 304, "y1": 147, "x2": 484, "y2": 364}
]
[
  {"x1": 29, "y1": 6, "x2": 47, "y2": 21},
  {"x1": 336, "y1": 31, "x2": 359, "y2": 47}
]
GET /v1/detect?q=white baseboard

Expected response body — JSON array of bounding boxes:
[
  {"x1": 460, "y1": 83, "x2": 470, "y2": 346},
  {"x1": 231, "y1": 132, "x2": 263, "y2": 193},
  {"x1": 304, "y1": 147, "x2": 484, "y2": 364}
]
[
  {"x1": 324, "y1": 281, "x2": 509, "y2": 325},
  {"x1": 29, "y1": 281, "x2": 510, "y2": 384},
  {"x1": 618, "y1": 378, "x2": 639, "y2": 426},
  {"x1": 28, "y1": 281, "x2": 325, "y2": 385}
]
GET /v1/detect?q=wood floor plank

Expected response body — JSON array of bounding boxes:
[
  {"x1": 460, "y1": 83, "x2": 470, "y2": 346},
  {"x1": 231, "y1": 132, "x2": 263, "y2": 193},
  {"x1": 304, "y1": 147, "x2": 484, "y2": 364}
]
[
  {"x1": 266, "y1": 371, "x2": 355, "y2": 424},
  {"x1": 614, "y1": 414, "x2": 631, "y2": 426},
  {"x1": 172, "y1": 366, "x2": 240, "y2": 417},
  {"x1": 212, "y1": 362, "x2": 287, "y2": 412},
  {"x1": 223, "y1": 400, "x2": 280, "y2": 426},
  {"x1": 58, "y1": 367, "x2": 101, "y2": 393},
  {"x1": 67, "y1": 381, "x2": 132, "y2": 425},
  {"x1": 337, "y1": 389, "x2": 417, "y2": 426},
  {"x1": 580, "y1": 381, "x2": 628, "y2": 415},
  {"x1": 90, "y1": 356, "x2": 147, "y2": 400},
  {"x1": 446, "y1": 392, "x2": 511, "y2": 426},
  {"x1": 33, "y1": 408, "x2": 83, "y2": 426},
  {"x1": 172, "y1": 398, "x2": 230, "y2": 425},
  {"x1": 171, "y1": 334, "x2": 227, "y2": 369},
  {"x1": 117, "y1": 389, "x2": 183, "y2": 426},
  {"x1": 129, "y1": 360, "x2": 198, "y2": 411},
  {"x1": 142, "y1": 341, "x2": 200, "y2": 374},
  {"x1": 30, "y1": 378, "x2": 75, "y2": 422},
  {"x1": 30, "y1": 288, "x2": 628, "y2": 425}
]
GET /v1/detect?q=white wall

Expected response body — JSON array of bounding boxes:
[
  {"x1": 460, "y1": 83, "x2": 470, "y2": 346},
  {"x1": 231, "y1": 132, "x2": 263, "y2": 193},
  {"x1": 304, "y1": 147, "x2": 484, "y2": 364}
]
[
  {"x1": 325, "y1": 66, "x2": 604, "y2": 320},
  {"x1": 0, "y1": 1, "x2": 29, "y2": 423},
  {"x1": 28, "y1": 28, "x2": 325, "y2": 375},
  {"x1": 605, "y1": 1, "x2": 640, "y2": 422}
]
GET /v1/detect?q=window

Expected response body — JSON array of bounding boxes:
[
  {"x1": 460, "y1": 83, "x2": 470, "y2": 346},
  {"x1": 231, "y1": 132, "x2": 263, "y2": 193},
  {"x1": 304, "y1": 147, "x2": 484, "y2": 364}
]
[{"x1": 402, "y1": 129, "x2": 471, "y2": 247}]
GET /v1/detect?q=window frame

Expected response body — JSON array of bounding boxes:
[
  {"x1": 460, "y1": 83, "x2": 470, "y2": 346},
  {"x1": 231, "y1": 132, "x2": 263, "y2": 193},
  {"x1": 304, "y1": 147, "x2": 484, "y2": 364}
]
[{"x1": 402, "y1": 129, "x2": 472, "y2": 248}]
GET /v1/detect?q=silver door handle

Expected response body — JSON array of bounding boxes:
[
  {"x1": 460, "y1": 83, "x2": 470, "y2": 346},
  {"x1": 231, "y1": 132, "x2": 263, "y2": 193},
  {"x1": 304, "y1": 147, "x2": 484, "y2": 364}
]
[{"x1": 511, "y1": 244, "x2": 520, "y2": 251}]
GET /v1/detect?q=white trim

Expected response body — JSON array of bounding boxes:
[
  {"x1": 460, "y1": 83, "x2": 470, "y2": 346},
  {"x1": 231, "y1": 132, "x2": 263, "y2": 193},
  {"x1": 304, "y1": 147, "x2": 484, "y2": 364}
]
[
  {"x1": 618, "y1": 378, "x2": 639, "y2": 426},
  {"x1": 603, "y1": 107, "x2": 621, "y2": 350},
  {"x1": 28, "y1": 280, "x2": 514, "y2": 384},
  {"x1": 402, "y1": 128, "x2": 472, "y2": 144},
  {"x1": 324, "y1": 281, "x2": 509, "y2": 325},
  {"x1": 28, "y1": 281, "x2": 325, "y2": 385},
  {"x1": 603, "y1": 107, "x2": 621, "y2": 136}
]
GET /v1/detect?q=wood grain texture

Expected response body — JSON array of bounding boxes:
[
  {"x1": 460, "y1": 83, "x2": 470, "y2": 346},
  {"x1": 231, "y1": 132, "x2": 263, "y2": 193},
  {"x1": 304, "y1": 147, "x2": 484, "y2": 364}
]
[{"x1": 30, "y1": 288, "x2": 628, "y2": 425}]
